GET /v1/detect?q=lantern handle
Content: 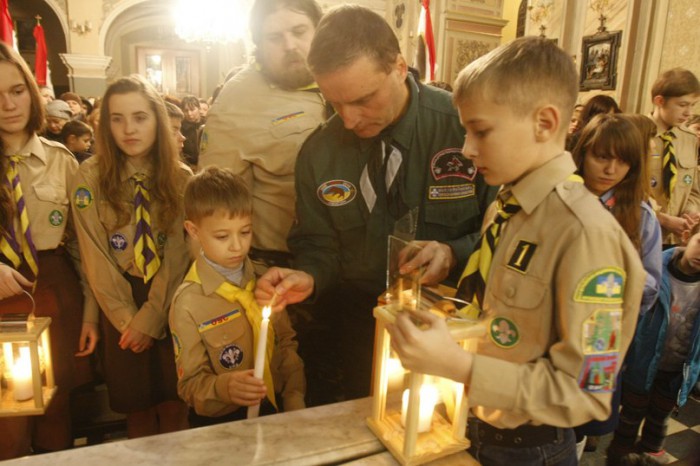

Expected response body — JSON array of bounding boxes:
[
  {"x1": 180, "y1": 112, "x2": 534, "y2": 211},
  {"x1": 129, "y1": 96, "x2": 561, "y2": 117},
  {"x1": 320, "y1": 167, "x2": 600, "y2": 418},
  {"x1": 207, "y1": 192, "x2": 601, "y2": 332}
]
[{"x1": 22, "y1": 289, "x2": 36, "y2": 316}]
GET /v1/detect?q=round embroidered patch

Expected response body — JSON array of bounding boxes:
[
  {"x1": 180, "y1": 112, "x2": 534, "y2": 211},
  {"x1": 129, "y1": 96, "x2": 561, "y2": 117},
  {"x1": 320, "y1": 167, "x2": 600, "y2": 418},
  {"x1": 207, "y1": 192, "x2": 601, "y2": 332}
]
[
  {"x1": 172, "y1": 333, "x2": 182, "y2": 360},
  {"x1": 489, "y1": 316, "x2": 520, "y2": 348},
  {"x1": 317, "y1": 180, "x2": 357, "y2": 206},
  {"x1": 430, "y1": 148, "x2": 477, "y2": 181},
  {"x1": 219, "y1": 344, "x2": 244, "y2": 369},
  {"x1": 49, "y1": 209, "x2": 64, "y2": 227},
  {"x1": 650, "y1": 176, "x2": 658, "y2": 188},
  {"x1": 157, "y1": 232, "x2": 167, "y2": 247},
  {"x1": 74, "y1": 185, "x2": 93, "y2": 209},
  {"x1": 684, "y1": 174, "x2": 693, "y2": 185},
  {"x1": 110, "y1": 233, "x2": 128, "y2": 251}
]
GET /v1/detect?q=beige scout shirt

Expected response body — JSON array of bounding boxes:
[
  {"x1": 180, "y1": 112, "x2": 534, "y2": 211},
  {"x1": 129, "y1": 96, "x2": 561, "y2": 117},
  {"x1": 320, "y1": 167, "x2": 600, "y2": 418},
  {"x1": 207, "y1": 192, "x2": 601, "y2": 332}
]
[
  {"x1": 467, "y1": 152, "x2": 645, "y2": 429},
  {"x1": 648, "y1": 125, "x2": 700, "y2": 244},
  {"x1": 199, "y1": 64, "x2": 326, "y2": 253},
  {"x1": 6, "y1": 134, "x2": 98, "y2": 321},
  {"x1": 169, "y1": 257, "x2": 306, "y2": 417},
  {"x1": 71, "y1": 157, "x2": 192, "y2": 339}
]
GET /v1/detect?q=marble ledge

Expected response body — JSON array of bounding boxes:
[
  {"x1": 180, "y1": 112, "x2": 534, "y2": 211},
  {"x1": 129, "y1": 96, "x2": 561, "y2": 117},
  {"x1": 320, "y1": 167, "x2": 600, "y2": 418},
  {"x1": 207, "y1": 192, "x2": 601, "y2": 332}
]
[{"x1": 5, "y1": 398, "x2": 385, "y2": 466}]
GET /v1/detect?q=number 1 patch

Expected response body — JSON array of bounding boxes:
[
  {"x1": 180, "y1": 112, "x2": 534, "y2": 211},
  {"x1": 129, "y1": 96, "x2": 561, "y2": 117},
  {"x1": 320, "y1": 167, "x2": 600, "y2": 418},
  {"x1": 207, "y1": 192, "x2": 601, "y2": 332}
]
[{"x1": 507, "y1": 240, "x2": 537, "y2": 273}]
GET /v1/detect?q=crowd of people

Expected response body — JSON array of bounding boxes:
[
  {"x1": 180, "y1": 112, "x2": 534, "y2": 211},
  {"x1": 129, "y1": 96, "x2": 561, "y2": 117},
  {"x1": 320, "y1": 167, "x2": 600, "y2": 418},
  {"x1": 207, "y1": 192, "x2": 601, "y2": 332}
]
[{"x1": 0, "y1": 0, "x2": 699, "y2": 465}]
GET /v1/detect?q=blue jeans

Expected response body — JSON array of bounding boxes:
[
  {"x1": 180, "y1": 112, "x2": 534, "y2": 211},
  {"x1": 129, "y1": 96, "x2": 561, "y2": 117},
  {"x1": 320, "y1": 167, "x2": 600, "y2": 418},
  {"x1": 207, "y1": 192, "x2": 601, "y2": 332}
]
[{"x1": 468, "y1": 421, "x2": 577, "y2": 466}]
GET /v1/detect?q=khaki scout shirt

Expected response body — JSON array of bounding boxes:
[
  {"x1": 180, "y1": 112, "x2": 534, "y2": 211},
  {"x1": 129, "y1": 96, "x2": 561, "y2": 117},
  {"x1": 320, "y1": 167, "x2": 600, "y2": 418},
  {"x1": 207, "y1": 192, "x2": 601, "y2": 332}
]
[
  {"x1": 199, "y1": 64, "x2": 326, "y2": 252},
  {"x1": 648, "y1": 125, "x2": 700, "y2": 244},
  {"x1": 468, "y1": 152, "x2": 645, "y2": 429},
  {"x1": 169, "y1": 257, "x2": 306, "y2": 417},
  {"x1": 71, "y1": 157, "x2": 192, "y2": 339},
  {"x1": 5, "y1": 134, "x2": 98, "y2": 322}
]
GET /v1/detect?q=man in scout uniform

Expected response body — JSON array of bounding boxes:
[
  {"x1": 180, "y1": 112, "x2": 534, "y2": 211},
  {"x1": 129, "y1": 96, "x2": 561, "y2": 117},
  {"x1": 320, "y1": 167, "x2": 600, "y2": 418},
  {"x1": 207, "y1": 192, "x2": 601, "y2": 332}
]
[
  {"x1": 386, "y1": 37, "x2": 645, "y2": 465},
  {"x1": 199, "y1": 0, "x2": 327, "y2": 269},
  {"x1": 647, "y1": 68, "x2": 700, "y2": 245},
  {"x1": 256, "y1": 5, "x2": 497, "y2": 401}
]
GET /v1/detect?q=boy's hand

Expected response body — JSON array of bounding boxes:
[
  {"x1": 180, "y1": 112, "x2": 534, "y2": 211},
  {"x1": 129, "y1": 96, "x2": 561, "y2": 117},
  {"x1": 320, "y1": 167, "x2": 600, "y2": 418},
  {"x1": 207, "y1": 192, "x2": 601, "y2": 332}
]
[
  {"x1": 387, "y1": 310, "x2": 472, "y2": 384},
  {"x1": 659, "y1": 212, "x2": 697, "y2": 236},
  {"x1": 76, "y1": 322, "x2": 99, "y2": 356},
  {"x1": 226, "y1": 369, "x2": 267, "y2": 406},
  {"x1": 398, "y1": 241, "x2": 456, "y2": 285},
  {"x1": 0, "y1": 264, "x2": 33, "y2": 300},
  {"x1": 255, "y1": 267, "x2": 314, "y2": 312},
  {"x1": 119, "y1": 327, "x2": 153, "y2": 353}
]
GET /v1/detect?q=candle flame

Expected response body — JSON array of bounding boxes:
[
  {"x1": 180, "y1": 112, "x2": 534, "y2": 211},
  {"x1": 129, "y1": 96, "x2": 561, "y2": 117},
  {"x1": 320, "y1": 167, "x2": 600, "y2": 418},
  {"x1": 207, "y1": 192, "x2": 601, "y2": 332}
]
[{"x1": 262, "y1": 305, "x2": 271, "y2": 320}]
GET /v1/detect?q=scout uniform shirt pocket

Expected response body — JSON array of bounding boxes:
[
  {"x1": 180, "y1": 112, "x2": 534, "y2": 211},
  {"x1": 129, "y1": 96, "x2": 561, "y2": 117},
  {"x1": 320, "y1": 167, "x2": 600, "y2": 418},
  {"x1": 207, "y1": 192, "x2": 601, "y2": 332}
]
[
  {"x1": 30, "y1": 184, "x2": 69, "y2": 249},
  {"x1": 487, "y1": 266, "x2": 550, "y2": 362},
  {"x1": 195, "y1": 305, "x2": 254, "y2": 374},
  {"x1": 326, "y1": 200, "x2": 368, "y2": 262},
  {"x1": 423, "y1": 199, "x2": 480, "y2": 240}
]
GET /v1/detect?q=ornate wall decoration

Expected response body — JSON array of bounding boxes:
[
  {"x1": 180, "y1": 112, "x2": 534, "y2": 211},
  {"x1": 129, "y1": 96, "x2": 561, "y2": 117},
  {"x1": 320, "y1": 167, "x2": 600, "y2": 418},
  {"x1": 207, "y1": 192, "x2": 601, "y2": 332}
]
[{"x1": 455, "y1": 39, "x2": 491, "y2": 72}]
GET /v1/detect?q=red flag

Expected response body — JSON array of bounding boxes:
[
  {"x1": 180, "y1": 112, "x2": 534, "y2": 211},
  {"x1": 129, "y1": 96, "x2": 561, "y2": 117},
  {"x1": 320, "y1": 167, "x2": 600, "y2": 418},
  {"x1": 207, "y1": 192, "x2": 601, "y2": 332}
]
[
  {"x1": 0, "y1": 0, "x2": 14, "y2": 46},
  {"x1": 419, "y1": 0, "x2": 436, "y2": 81},
  {"x1": 33, "y1": 22, "x2": 47, "y2": 85}
]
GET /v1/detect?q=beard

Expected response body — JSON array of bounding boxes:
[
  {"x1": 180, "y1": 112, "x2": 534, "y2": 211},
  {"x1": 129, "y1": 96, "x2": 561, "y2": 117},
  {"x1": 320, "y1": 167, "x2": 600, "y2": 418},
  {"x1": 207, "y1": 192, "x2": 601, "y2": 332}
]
[{"x1": 262, "y1": 52, "x2": 314, "y2": 90}]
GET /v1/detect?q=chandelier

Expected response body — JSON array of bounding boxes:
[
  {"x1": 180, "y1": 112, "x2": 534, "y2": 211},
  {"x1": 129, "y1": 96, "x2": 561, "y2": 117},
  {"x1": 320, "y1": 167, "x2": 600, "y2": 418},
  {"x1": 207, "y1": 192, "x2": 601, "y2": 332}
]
[{"x1": 173, "y1": 0, "x2": 250, "y2": 43}]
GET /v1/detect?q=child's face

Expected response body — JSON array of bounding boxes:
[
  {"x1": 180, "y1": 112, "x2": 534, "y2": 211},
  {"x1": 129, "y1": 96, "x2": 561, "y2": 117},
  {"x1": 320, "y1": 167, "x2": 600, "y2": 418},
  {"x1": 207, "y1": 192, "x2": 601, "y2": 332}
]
[
  {"x1": 186, "y1": 211, "x2": 252, "y2": 270},
  {"x1": 46, "y1": 116, "x2": 67, "y2": 135},
  {"x1": 65, "y1": 99, "x2": 83, "y2": 116},
  {"x1": 655, "y1": 94, "x2": 697, "y2": 128},
  {"x1": 183, "y1": 104, "x2": 200, "y2": 123},
  {"x1": 457, "y1": 97, "x2": 540, "y2": 186},
  {"x1": 168, "y1": 116, "x2": 185, "y2": 151},
  {"x1": 680, "y1": 232, "x2": 700, "y2": 275},
  {"x1": 108, "y1": 92, "x2": 157, "y2": 161},
  {"x1": 68, "y1": 133, "x2": 92, "y2": 153},
  {"x1": 582, "y1": 149, "x2": 630, "y2": 196},
  {"x1": 0, "y1": 62, "x2": 31, "y2": 140}
]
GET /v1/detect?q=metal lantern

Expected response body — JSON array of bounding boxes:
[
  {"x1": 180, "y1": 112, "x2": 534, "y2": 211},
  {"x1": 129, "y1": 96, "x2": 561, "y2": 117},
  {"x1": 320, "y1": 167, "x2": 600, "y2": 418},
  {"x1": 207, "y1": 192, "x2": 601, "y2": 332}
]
[{"x1": 0, "y1": 316, "x2": 56, "y2": 416}]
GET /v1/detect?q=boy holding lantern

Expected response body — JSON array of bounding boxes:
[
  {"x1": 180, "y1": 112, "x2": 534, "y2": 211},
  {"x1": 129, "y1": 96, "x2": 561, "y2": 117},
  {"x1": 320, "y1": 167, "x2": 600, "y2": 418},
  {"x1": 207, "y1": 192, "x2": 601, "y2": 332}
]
[{"x1": 169, "y1": 167, "x2": 305, "y2": 425}]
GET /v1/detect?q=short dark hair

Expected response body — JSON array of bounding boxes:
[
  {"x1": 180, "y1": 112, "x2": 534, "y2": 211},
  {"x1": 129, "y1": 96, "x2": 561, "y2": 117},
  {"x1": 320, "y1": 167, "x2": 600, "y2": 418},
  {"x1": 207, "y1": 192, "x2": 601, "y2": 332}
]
[
  {"x1": 249, "y1": 0, "x2": 322, "y2": 48},
  {"x1": 180, "y1": 95, "x2": 200, "y2": 111},
  {"x1": 651, "y1": 68, "x2": 700, "y2": 100},
  {"x1": 60, "y1": 120, "x2": 93, "y2": 143},
  {"x1": 307, "y1": 5, "x2": 400, "y2": 75},
  {"x1": 185, "y1": 167, "x2": 253, "y2": 224},
  {"x1": 579, "y1": 94, "x2": 621, "y2": 128}
]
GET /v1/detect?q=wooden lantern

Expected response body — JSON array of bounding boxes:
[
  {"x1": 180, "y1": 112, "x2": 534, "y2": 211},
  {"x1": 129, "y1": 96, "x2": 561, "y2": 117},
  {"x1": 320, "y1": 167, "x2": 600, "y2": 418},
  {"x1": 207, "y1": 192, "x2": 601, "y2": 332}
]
[
  {"x1": 366, "y1": 303, "x2": 485, "y2": 466},
  {"x1": 0, "y1": 317, "x2": 56, "y2": 416}
]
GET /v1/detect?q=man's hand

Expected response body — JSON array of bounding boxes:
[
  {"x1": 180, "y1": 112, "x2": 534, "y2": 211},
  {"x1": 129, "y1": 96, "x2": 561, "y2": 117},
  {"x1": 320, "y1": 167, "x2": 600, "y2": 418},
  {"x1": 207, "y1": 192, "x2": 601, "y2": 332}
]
[
  {"x1": 255, "y1": 267, "x2": 314, "y2": 312},
  {"x1": 398, "y1": 241, "x2": 456, "y2": 286},
  {"x1": 76, "y1": 322, "x2": 99, "y2": 356},
  {"x1": 226, "y1": 369, "x2": 267, "y2": 406},
  {"x1": 387, "y1": 310, "x2": 472, "y2": 384},
  {"x1": 0, "y1": 264, "x2": 33, "y2": 300},
  {"x1": 119, "y1": 327, "x2": 153, "y2": 353}
]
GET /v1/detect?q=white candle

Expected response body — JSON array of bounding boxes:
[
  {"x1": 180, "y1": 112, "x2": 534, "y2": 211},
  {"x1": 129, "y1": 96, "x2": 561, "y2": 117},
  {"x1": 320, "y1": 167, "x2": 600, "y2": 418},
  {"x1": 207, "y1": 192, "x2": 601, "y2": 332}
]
[
  {"x1": 247, "y1": 305, "x2": 271, "y2": 419},
  {"x1": 401, "y1": 384, "x2": 439, "y2": 433},
  {"x1": 12, "y1": 347, "x2": 34, "y2": 401}
]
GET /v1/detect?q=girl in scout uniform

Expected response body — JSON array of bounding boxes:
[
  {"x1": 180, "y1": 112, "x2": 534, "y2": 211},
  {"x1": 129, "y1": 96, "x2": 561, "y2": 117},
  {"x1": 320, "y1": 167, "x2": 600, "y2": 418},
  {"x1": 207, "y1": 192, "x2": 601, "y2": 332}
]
[
  {"x1": 71, "y1": 75, "x2": 191, "y2": 438},
  {"x1": 571, "y1": 113, "x2": 664, "y2": 454},
  {"x1": 0, "y1": 42, "x2": 96, "y2": 458}
]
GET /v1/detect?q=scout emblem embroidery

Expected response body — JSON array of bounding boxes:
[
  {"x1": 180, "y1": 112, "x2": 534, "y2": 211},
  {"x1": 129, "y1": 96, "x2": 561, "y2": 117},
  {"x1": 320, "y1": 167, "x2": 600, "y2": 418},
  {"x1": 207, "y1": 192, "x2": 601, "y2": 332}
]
[
  {"x1": 489, "y1": 317, "x2": 519, "y2": 348},
  {"x1": 219, "y1": 344, "x2": 244, "y2": 369},
  {"x1": 684, "y1": 174, "x2": 693, "y2": 185},
  {"x1": 579, "y1": 354, "x2": 617, "y2": 393},
  {"x1": 198, "y1": 309, "x2": 241, "y2": 333},
  {"x1": 428, "y1": 184, "x2": 475, "y2": 200},
  {"x1": 110, "y1": 233, "x2": 128, "y2": 251},
  {"x1": 74, "y1": 185, "x2": 93, "y2": 209},
  {"x1": 317, "y1": 180, "x2": 356, "y2": 206},
  {"x1": 430, "y1": 148, "x2": 477, "y2": 181},
  {"x1": 582, "y1": 309, "x2": 622, "y2": 354},
  {"x1": 574, "y1": 267, "x2": 625, "y2": 304},
  {"x1": 507, "y1": 240, "x2": 537, "y2": 273},
  {"x1": 650, "y1": 176, "x2": 658, "y2": 188},
  {"x1": 172, "y1": 333, "x2": 182, "y2": 361},
  {"x1": 49, "y1": 210, "x2": 64, "y2": 227},
  {"x1": 157, "y1": 232, "x2": 167, "y2": 248}
]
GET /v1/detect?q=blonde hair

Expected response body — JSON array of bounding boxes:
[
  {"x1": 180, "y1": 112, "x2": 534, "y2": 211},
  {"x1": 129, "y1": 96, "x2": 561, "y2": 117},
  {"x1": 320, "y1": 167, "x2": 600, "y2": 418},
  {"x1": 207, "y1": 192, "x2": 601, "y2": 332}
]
[
  {"x1": 453, "y1": 36, "x2": 577, "y2": 134},
  {"x1": 96, "y1": 75, "x2": 185, "y2": 231},
  {"x1": 184, "y1": 167, "x2": 252, "y2": 224}
]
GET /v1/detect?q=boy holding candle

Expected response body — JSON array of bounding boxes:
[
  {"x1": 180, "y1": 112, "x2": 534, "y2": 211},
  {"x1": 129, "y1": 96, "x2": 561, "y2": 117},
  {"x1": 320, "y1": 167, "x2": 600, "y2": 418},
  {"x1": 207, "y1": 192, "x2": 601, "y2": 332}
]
[
  {"x1": 169, "y1": 167, "x2": 305, "y2": 425},
  {"x1": 386, "y1": 37, "x2": 645, "y2": 465}
]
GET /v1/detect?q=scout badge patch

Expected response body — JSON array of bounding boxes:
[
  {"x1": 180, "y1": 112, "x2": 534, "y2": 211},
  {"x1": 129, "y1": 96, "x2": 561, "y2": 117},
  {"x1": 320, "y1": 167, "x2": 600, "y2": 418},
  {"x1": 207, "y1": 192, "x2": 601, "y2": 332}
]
[
  {"x1": 574, "y1": 267, "x2": 625, "y2": 304},
  {"x1": 579, "y1": 354, "x2": 617, "y2": 392},
  {"x1": 110, "y1": 233, "x2": 128, "y2": 251},
  {"x1": 219, "y1": 344, "x2": 244, "y2": 369},
  {"x1": 430, "y1": 148, "x2": 477, "y2": 181},
  {"x1": 74, "y1": 185, "x2": 93, "y2": 209},
  {"x1": 49, "y1": 209, "x2": 64, "y2": 227},
  {"x1": 582, "y1": 309, "x2": 622, "y2": 354},
  {"x1": 317, "y1": 180, "x2": 356, "y2": 206},
  {"x1": 489, "y1": 316, "x2": 519, "y2": 348}
]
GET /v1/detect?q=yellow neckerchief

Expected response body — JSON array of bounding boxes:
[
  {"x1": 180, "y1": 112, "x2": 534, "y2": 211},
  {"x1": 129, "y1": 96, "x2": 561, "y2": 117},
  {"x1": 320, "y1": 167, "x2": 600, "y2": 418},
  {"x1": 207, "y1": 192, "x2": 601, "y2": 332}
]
[{"x1": 185, "y1": 262, "x2": 277, "y2": 409}]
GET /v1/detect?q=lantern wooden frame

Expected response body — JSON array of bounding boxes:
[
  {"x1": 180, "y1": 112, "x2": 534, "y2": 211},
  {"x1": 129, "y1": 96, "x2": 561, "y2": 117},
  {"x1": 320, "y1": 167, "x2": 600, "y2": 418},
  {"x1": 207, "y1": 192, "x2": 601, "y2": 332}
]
[
  {"x1": 367, "y1": 304, "x2": 485, "y2": 466},
  {"x1": 0, "y1": 317, "x2": 56, "y2": 416}
]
